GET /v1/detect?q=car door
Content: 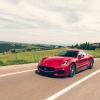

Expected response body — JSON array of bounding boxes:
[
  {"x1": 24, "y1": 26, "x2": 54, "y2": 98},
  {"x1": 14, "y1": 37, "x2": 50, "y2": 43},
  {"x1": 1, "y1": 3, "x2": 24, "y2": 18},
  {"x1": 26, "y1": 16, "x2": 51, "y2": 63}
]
[
  {"x1": 76, "y1": 51, "x2": 88, "y2": 71},
  {"x1": 81, "y1": 51, "x2": 89, "y2": 67}
]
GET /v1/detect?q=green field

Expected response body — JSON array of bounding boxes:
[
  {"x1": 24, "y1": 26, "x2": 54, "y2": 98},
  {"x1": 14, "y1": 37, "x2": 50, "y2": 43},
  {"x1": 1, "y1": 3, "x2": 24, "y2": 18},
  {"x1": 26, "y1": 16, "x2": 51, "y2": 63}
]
[
  {"x1": 0, "y1": 48, "x2": 100, "y2": 66},
  {"x1": 0, "y1": 49, "x2": 63, "y2": 66},
  {"x1": 86, "y1": 49, "x2": 100, "y2": 58}
]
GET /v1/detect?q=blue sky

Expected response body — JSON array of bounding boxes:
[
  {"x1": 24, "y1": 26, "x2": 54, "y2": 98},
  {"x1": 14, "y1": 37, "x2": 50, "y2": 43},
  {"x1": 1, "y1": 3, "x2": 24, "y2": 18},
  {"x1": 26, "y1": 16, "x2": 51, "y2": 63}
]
[{"x1": 0, "y1": 0, "x2": 100, "y2": 45}]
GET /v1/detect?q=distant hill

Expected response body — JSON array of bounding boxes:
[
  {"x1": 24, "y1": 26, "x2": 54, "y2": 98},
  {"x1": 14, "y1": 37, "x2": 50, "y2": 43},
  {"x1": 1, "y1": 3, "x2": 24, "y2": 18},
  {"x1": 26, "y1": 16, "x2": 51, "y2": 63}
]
[{"x1": 0, "y1": 41, "x2": 63, "y2": 53}]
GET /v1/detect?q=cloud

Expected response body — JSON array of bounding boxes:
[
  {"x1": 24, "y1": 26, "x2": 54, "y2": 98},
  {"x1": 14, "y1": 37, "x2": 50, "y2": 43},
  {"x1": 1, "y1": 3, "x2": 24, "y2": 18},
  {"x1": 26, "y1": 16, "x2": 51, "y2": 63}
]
[{"x1": 0, "y1": 0, "x2": 100, "y2": 44}]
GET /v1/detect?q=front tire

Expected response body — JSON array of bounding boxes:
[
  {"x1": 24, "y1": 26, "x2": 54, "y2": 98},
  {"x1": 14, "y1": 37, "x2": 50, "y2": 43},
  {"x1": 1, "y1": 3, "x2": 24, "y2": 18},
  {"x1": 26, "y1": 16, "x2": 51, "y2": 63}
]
[{"x1": 68, "y1": 64, "x2": 76, "y2": 77}]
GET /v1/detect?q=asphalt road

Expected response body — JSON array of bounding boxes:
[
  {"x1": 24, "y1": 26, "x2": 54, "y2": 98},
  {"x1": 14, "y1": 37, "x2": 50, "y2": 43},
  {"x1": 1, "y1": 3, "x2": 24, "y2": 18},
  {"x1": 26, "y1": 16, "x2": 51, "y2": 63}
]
[{"x1": 0, "y1": 58, "x2": 100, "y2": 100}]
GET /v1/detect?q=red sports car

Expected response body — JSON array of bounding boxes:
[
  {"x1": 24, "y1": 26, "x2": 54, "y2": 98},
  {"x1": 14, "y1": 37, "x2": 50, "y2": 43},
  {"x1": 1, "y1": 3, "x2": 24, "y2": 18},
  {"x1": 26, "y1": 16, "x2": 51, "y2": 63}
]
[{"x1": 37, "y1": 50, "x2": 94, "y2": 77}]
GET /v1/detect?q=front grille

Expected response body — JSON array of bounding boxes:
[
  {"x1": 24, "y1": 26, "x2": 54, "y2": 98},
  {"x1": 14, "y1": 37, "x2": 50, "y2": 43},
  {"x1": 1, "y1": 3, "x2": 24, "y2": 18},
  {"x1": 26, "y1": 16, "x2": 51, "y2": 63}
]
[{"x1": 38, "y1": 66, "x2": 55, "y2": 72}]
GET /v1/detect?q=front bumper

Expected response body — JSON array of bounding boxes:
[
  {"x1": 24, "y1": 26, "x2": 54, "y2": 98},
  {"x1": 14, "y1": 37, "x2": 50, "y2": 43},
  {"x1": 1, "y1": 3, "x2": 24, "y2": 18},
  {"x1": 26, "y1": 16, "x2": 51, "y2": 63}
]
[{"x1": 37, "y1": 66, "x2": 68, "y2": 76}]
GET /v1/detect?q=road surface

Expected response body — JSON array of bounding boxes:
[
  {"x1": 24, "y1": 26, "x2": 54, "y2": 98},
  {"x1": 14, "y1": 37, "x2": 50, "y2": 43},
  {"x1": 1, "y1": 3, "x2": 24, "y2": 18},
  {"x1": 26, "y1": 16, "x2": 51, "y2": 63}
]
[{"x1": 0, "y1": 58, "x2": 100, "y2": 100}]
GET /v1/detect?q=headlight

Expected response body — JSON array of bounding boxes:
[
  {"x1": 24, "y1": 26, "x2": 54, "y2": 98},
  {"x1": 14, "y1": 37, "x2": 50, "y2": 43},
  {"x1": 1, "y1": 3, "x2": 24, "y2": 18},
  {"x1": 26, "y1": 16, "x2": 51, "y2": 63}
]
[{"x1": 60, "y1": 61, "x2": 68, "y2": 67}]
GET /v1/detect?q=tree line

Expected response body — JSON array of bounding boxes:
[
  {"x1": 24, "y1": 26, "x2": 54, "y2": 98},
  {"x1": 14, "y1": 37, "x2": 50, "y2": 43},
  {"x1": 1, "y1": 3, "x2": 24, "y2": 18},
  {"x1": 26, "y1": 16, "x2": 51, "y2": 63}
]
[{"x1": 70, "y1": 42, "x2": 100, "y2": 50}]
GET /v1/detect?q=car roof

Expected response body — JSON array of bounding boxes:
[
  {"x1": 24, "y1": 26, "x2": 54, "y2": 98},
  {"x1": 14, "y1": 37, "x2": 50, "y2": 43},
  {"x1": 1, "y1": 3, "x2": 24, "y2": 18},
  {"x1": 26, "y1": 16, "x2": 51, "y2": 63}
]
[{"x1": 67, "y1": 49, "x2": 80, "y2": 52}]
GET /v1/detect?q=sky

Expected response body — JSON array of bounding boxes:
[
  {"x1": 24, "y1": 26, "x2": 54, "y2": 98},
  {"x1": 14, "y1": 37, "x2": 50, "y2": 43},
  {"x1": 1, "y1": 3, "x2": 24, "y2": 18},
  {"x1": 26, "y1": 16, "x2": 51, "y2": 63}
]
[{"x1": 0, "y1": 0, "x2": 100, "y2": 45}]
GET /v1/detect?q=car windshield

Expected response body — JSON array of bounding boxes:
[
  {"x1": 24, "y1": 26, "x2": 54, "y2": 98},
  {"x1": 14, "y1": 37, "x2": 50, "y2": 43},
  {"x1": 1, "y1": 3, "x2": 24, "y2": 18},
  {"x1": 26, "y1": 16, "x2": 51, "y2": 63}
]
[{"x1": 58, "y1": 50, "x2": 78, "y2": 57}]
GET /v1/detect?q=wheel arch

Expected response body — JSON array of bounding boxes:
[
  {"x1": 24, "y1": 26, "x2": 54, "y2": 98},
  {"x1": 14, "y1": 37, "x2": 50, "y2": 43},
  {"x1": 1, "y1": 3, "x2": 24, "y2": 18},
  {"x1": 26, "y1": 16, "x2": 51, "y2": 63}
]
[
  {"x1": 68, "y1": 62, "x2": 77, "y2": 77},
  {"x1": 71, "y1": 62, "x2": 77, "y2": 73}
]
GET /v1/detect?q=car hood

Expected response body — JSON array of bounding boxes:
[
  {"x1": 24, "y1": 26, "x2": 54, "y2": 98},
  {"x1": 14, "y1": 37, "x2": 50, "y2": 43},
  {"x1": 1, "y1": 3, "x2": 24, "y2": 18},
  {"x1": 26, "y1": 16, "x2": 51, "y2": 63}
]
[{"x1": 39, "y1": 56, "x2": 73, "y2": 67}]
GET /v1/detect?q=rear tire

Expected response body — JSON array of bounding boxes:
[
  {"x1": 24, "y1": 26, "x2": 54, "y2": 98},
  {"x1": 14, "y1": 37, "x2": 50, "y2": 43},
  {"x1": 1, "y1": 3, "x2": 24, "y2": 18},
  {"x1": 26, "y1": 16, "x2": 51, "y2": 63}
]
[
  {"x1": 88, "y1": 60, "x2": 94, "y2": 69},
  {"x1": 68, "y1": 64, "x2": 76, "y2": 77}
]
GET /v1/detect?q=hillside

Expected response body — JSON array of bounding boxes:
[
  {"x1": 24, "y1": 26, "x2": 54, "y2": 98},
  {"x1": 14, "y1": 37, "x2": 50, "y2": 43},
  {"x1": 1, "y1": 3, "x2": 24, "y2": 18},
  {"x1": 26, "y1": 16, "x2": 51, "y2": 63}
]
[{"x1": 0, "y1": 41, "x2": 63, "y2": 53}]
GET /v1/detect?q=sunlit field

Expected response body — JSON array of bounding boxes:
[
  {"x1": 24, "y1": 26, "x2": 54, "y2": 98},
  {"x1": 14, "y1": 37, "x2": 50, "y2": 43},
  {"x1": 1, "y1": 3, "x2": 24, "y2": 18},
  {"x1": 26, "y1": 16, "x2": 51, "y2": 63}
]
[{"x1": 0, "y1": 49, "x2": 63, "y2": 66}]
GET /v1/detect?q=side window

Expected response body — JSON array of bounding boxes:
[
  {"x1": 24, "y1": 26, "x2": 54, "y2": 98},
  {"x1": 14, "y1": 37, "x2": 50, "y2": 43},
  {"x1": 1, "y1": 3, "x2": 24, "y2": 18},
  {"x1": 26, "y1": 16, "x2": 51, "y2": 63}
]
[
  {"x1": 78, "y1": 51, "x2": 87, "y2": 56},
  {"x1": 78, "y1": 51, "x2": 83, "y2": 56},
  {"x1": 82, "y1": 51, "x2": 87, "y2": 56}
]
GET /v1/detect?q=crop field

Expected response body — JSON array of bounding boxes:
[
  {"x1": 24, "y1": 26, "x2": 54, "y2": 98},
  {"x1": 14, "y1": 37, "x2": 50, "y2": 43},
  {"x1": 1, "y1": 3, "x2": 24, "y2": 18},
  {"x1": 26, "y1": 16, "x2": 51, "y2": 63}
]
[{"x1": 0, "y1": 48, "x2": 99, "y2": 66}]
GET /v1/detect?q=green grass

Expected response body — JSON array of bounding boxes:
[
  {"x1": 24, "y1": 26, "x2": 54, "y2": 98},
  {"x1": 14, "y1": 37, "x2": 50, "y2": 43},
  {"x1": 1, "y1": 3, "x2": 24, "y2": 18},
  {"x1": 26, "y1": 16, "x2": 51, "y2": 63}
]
[
  {"x1": 0, "y1": 49, "x2": 63, "y2": 66},
  {"x1": 86, "y1": 49, "x2": 100, "y2": 58},
  {"x1": 0, "y1": 48, "x2": 100, "y2": 66}
]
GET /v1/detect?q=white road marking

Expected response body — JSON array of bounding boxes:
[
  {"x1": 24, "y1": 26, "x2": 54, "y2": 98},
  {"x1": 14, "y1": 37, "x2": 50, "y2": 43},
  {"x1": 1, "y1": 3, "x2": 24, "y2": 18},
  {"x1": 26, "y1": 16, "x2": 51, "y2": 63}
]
[
  {"x1": 0, "y1": 69, "x2": 37, "y2": 78},
  {"x1": 46, "y1": 69, "x2": 100, "y2": 100}
]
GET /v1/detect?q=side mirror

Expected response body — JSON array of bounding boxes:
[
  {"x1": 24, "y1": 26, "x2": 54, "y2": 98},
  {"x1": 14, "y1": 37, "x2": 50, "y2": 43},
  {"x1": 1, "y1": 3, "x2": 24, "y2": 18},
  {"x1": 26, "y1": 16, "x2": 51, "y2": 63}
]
[{"x1": 78, "y1": 55, "x2": 84, "y2": 59}]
